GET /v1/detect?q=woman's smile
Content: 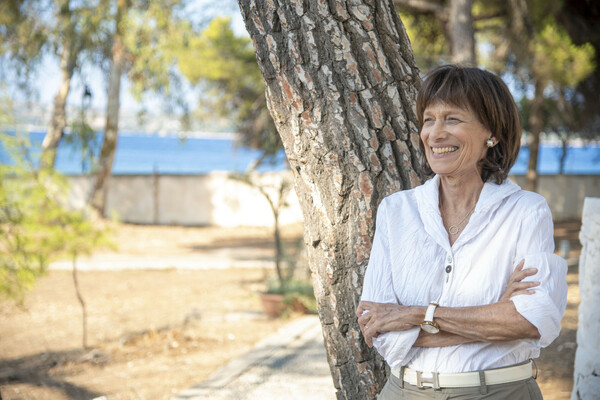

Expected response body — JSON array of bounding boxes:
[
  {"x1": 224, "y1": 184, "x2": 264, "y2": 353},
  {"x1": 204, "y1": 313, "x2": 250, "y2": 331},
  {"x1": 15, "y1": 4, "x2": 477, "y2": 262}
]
[{"x1": 431, "y1": 146, "x2": 459, "y2": 155}]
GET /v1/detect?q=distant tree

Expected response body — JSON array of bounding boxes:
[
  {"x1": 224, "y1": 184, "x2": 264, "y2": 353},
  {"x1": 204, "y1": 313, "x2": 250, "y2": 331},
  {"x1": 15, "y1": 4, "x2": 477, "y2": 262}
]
[
  {"x1": 90, "y1": 0, "x2": 194, "y2": 214},
  {"x1": 89, "y1": 0, "x2": 130, "y2": 214},
  {"x1": 394, "y1": 0, "x2": 477, "y2": 66},
  {"x1": 177, "y1": 16, "x2": 281, "y2": 168},
  {"x1": 0, "y1": 1, "x2": 46, "y2": 94},
  {"x1": 556, "y1": 0, "x2": 600, "y2": 143},
  {"x1": 497, "y1": 4, "x2": 595, "y2": 191},
  {"x1": 0, "y1": 0, "x2": 110, "y2": 170}
]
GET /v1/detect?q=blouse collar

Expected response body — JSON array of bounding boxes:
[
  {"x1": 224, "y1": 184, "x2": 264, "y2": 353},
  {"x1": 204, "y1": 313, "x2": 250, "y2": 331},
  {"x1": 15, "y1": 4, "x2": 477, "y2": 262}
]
[{"x1": 414, "y1": 175, "x2": 521, "y2": 250}]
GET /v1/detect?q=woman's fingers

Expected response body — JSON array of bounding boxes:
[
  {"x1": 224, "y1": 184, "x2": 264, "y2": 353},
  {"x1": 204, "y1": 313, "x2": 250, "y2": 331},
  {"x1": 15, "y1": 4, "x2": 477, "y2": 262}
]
[
  {"x1": 356, "y1": 301, "x2": 375, "y2": 317},
  {"x1": 515, "y1": 259, "x2": 525, "y2": 271},
  {"x1": 507, "y1": 281, "x2": 540, "y2": 295},
  {"x1": 500, "y1": 260, "x2": 541, "y2": 302}
]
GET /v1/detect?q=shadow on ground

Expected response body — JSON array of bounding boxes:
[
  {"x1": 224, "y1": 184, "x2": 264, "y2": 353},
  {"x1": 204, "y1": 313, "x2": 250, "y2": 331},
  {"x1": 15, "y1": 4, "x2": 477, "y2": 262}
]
[{"x1": 0, "y1": 349, "x2": 104, "y2": 399}]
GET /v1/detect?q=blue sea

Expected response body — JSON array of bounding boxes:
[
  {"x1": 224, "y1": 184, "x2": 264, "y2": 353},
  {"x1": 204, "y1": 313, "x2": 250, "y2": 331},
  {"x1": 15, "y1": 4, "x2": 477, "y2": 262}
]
[{"x1": 1, "y1": 131, "x2": 599, "y2": 175}]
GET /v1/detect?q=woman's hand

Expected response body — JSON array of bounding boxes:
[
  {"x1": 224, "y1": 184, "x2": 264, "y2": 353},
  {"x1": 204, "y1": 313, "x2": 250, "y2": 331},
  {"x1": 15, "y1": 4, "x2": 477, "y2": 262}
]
[
  {"x1": 355, "y1": 301, "x2": 420, "y2": 347},
  {"x1": 499, "y1": 259, "x2": 540, "y2": 303}
]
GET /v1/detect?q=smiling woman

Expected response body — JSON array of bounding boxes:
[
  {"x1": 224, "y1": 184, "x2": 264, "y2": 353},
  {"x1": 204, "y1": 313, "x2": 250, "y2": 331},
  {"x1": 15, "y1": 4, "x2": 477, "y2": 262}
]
[{"x1": 357, "y1": 65, "x2": 567, "y2": 399}]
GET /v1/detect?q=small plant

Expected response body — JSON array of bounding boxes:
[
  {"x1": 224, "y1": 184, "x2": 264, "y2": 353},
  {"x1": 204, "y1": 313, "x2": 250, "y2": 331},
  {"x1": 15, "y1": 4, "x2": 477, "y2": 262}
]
[{"x1": 1, "y1": 99, "x2": 112, "y2": 348}]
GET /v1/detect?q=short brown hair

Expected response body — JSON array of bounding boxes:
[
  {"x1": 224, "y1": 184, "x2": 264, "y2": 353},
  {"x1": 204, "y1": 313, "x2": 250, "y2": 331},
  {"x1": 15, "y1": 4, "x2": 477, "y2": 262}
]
[{"x1": 416, "y1": 65, "x2": 521, "y2": 184}]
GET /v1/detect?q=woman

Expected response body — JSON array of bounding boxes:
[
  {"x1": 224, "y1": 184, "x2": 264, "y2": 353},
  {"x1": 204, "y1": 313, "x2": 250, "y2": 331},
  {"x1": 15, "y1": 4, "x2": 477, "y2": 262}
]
[{"x1": 356, "y1": 65, "x2": 568, "y2": 399}]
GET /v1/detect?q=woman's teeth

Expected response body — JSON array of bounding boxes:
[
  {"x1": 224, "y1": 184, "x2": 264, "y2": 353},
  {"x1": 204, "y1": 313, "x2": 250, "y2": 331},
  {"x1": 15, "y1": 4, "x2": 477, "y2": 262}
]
[{"x1": 432, "y1": 146, "x2": 458, "y2": 154}]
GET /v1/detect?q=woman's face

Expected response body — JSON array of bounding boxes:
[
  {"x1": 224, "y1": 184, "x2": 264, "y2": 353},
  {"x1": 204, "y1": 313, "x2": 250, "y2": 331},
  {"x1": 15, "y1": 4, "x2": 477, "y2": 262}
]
[{"x1": 420, "y1": 101, "x2": 492, "y2": 179}]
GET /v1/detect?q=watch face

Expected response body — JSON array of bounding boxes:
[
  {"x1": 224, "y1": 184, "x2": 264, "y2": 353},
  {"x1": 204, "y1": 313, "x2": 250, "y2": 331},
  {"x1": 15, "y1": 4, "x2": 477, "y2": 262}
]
[{"x1": 420, "y1": 322, "x2": 440, "y2": 334}]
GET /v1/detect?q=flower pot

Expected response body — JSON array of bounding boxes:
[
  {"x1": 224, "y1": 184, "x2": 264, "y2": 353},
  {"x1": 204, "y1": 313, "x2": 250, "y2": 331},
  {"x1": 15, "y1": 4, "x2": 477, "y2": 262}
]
[
  {"x1": 291, "y1": 297, "x2": 309, "y2": 314},
  {"x1": 260, "y1": 293, "x2": 286, "y2": 318}
]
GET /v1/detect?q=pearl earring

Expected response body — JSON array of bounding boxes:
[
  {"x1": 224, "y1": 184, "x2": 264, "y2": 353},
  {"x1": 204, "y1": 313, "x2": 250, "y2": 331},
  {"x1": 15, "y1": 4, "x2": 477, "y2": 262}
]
[{"x1": 486, "y1": 139, "x2": 495, "y2": 148}]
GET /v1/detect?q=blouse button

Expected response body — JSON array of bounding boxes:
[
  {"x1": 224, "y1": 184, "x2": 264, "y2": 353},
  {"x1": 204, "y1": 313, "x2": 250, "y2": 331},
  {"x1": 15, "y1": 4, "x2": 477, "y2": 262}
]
[
  {"x1": 446, "y1": 255, "x2": 453, "y2": 264},
  {"x1": 445, "y1": 265, "x2": 452, "y2": 273}
]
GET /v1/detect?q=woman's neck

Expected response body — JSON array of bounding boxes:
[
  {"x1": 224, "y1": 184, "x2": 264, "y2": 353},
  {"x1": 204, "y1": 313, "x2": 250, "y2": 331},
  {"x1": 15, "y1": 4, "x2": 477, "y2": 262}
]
[{"x1": 438, "y1": 172, "x2": 485, "y2": 214}]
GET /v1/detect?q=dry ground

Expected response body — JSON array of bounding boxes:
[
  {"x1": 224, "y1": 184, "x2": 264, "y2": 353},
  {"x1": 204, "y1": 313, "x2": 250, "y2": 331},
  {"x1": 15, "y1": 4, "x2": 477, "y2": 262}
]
[{"x1": 0, "y1": 221, "x2": 582, "y2": 399}]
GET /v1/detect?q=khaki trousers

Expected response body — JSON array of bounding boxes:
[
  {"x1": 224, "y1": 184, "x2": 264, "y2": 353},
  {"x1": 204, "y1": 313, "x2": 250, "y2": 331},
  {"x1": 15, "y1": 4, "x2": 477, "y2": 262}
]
[{"x1": 377, "y1": 372, "x2": 544, "y2": 400}]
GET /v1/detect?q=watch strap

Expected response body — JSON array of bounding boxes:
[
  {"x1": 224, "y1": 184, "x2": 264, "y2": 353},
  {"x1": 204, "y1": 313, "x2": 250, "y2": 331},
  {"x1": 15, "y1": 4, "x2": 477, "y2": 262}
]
[{"x1": 424, "y1": 302, "x2": 439, "y2": 323}]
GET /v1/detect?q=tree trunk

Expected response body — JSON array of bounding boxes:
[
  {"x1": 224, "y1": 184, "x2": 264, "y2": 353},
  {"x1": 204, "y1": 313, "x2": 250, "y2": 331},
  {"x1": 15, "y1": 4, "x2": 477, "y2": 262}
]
[
  {"x1": 559, "y1": 138, "x2": 567, "y2": 175},
  {"x1": 526, "y1": 78, "x2": 545, "y2": 192},
  {"x1": 72, "y1": 253, "x2": 88, "y2": 349},
  {"x1": 40, "y1": 40, "x2": 77, "y2": 170},
  {"x1": 394, "y1": 0, "x2": 476, "y2": 67},
  {"x1": 449, "y1": 0, "x2": 475, "y2": 65},
  {"x1": 237, "y1": 1, "x2": 423, "y2": 398},
  {"x1": 90, "y1": 0, "x2": 127, "y2": 214}
]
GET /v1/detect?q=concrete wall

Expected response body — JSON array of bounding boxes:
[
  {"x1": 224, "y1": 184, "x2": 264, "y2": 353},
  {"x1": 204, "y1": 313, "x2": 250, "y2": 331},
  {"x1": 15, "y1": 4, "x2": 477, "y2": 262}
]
[
  {"x1": 66, "y1": 173, "x2": 600, "y2": 227},
  {"x1": 67, "y1": 172, "x2": 302, "y2": 227},
  {"x1": 509, "y1": 175, "x2": 600, "y2": 221}
]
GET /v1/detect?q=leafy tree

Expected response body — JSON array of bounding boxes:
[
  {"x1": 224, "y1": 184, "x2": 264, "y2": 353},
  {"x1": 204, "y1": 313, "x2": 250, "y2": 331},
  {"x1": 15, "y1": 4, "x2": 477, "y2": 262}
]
[
  {"x1": 556, "y1": 0, "x2": 600, "y2": 142},
  {"x1": 90, "y1": 0, "x2": 197, "y2": 214},
  {"x1": 1, "y1": 98, "x2": 110, "y2": 322},
  {"x1": 517, "y1": 22, "x2": 595, "y2": 175},
  {"x1": 489, "y1": 3, "x2": 595, "y2": 190},
  {"x1": 0, "y1": 1, "x2": 47, "y2": 95},
  {"x1": 1, "y1": 0, "x2": 112, "y2": 170},
  {"x1": 177, "y1": 16, "x2": 281, "y2": 168}
]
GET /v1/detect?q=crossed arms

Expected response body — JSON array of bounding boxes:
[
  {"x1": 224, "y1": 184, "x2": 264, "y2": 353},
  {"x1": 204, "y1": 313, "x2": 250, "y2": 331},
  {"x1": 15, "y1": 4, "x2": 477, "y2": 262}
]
[{"x1": 356, "y1": 260, "x2": 541, "y2": 348}]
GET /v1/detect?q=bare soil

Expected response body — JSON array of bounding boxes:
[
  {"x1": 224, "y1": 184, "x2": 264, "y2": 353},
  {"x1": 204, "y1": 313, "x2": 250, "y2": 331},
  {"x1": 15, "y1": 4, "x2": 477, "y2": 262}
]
[{"x1": 0, "y1": 221, "x2": 581, "y2": 399}]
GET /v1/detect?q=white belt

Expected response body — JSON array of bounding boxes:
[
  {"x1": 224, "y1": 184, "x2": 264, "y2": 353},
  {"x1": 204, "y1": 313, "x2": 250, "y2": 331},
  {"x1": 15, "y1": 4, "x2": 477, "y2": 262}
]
[{"x1": 391, "y1": 360, "x2": 534, "y2": 389}]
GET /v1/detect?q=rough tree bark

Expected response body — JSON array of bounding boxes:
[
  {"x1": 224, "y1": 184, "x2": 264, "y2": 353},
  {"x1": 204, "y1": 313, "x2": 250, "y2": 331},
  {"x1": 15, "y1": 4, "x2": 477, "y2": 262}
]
[
  {"x1": 237, "y1": 1, "x2": 424, "y2": 398},
  {"x1": 90, "y1": 0, "x2": 128, "y2": 214},
  {"x1": 40, "y1": 37, "x2": 78, "y2": 170}
]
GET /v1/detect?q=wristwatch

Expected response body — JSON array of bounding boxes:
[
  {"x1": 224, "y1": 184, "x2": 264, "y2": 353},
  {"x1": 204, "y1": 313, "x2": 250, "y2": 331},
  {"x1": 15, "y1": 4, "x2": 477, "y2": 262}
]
[{"x1": 420, "y1": 301, "x2": 440, "y2": 334}]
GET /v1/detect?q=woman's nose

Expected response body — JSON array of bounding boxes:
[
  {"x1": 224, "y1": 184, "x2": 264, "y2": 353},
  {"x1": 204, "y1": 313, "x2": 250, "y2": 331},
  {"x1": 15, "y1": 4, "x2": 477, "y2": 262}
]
[{"x1": 428, "y1": 120, "x2": 447, "y2": 140}]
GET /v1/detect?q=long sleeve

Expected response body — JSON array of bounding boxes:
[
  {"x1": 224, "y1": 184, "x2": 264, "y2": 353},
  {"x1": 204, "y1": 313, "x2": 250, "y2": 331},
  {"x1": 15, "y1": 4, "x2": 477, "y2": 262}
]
[
  {"x1": 361, "y1": 199, "x2": 420, "y2": 368},
  {"x1": 510, "y1": 199, "x2": 568, "y2": 348}
]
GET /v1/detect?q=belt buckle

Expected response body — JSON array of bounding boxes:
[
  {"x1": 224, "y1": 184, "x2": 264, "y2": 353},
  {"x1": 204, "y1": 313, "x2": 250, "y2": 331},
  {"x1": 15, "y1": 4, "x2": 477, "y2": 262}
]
[{"x1": 416, "y1": 371, "x2": 441, "y2": 390}]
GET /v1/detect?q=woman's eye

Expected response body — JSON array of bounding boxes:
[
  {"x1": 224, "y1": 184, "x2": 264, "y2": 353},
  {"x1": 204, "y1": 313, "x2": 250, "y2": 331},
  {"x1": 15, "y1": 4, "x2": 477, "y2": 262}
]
[
  {"x1": 423, "y1": 118, "x2": 434, "y2": 124},
  {"x1": 447, "y1": 117, "x2": 461, "y2": 124}
]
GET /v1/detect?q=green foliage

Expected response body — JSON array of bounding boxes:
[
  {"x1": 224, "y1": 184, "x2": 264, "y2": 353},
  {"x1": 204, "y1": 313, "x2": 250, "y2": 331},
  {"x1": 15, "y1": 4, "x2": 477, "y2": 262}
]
[
  {"x1": 532, "y1": 22, "x2": 595, "y2": 88},
  {"x1": 177, "y1": 16, "x2": 281, "y2": 157},
  {"x1": 0, "y1": 103, "x2": 111, "y2": 303},
  {"x1": 398, "y1": 11, "x2": 448, "y2": 70},
  {"x1": 122, "y1": 1, "x2": 188, "y2": 103},
  {"x1": 514, "y1": 18, "x2": 595, "y2": 140}
]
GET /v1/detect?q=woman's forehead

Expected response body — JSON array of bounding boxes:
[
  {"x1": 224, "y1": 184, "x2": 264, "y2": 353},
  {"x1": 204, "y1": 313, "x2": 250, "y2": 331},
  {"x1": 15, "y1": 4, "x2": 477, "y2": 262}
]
[{"x1": 423, "y1": 100, "x2": 473, "y2": 114}]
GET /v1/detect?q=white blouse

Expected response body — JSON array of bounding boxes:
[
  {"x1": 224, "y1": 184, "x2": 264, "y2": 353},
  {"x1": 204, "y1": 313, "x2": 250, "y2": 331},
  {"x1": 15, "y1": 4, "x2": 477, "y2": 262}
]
[{"x1": 360, "y1": 175, "x2": 568, "y2": 373}]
